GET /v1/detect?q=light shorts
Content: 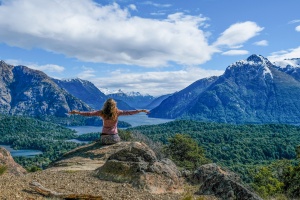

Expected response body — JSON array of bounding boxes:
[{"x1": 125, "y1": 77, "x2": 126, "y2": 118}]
[{"x1": 101, "y1": 134, "x2": 121, "y2": 145}]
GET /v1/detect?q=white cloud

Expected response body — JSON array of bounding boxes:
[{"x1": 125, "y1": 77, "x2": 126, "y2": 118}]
[
  {"x1": 89, "y1": 67, "x2": 224, "y2": 96},
  {"x1": 289, "y1": 19, "x2": 300, "y2": 24},
  {"x1": 128, "y1": 4, "x2": 137, "y2": 11},
  {"x1": 268, "y1": 46, "x2": 300, "y2": 62},
  {"x1": 142, "y1": 1, "x2": 172, "y2": 8},
  {"x1": 31, "y1": 64, "x2": 65, "y2": 73},
  {"x1": 253, "y1": 40, "x2": 268, "y2": 46},
  {"x1": 296, "y1": 25, "x2": 300, "y2": 32},
  {"x1": 222, "y1": 50, "x2": 249, "y2": 56},
  {"x1": 77, "y1": 67, "x2": 96, "y2": 79},
  {"x1": 213, "y1": 21, "x2": 264, "y2": 48},
  {"x1": 4, "y1": 59, "x2": 65, "y2": 73},
  {"x1": 0, "y1": 1, "x2": 263, "y2": 68},
  {"x1": 0, "y1": 0, "x2": 216, "y2": 67}
]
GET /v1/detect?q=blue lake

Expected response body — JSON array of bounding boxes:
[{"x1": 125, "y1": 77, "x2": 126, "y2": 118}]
[
  {"x1": 1, "y1": 113, "x2": 172, "y2": 157},
  {"x1": 0, "y1": 145, "x2": 43, "y2": 157},
  {"x1": 69, "y1": 113, "x2": 172, "y2": 135}
]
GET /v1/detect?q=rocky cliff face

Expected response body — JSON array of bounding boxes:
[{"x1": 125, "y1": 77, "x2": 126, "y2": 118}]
[
  {"x1": 150, "y1": 55, "x2": 300, "y2": 124},
  {"x1": 0, "y1": 147, "x2": 27, "y2": 176},
  {"x1": 53, "y1": 78, "x2": 107, "y2": 110},
  {"x1": 0, "y1": 61, "x2": 91, "y2": 117}
]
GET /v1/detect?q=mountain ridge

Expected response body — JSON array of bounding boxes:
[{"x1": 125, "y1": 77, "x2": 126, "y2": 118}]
[
  {"x1": 149, "y1": 54, "x2": 300, "y2": 124},
  {"x1": 0, "y1": 61, "x2": 91, "y2": 118}
]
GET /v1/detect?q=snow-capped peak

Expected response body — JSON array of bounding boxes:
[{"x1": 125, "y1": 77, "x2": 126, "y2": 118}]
[
  {"x1": 273, "y1": 58, "x2": 300, "y2": 69},
  {"x1": 99, "y1": 88, "x2": 150, "y2": 96},
  {"x1": 227, "y1": 54, "x2": 273, "y2": 79}
]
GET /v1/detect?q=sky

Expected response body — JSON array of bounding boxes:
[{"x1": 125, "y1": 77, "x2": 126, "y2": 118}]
[{"x1": 0, "y1": 0, "x2": 299, "y2": 96}]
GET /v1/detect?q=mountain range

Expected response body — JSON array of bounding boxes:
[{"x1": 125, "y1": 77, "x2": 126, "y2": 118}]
[
  {"x1": 0, "y1": 61, "x2": 90, "y2": 118},
  {"x1": 149, "y1": 55, "x2": 300, "y2": 124},
  {"x1": 106, "y1": 90, "x2": 155, "y2": 108},
  {"x1": 2, "y1": 55, "x2": 300, "y2": 124},
  {"x1": 52, "y1": 78, "x2": 134, "y2": 110}
]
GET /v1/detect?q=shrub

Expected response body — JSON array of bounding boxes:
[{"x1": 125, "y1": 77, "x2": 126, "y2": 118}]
[
  {"x1": 118, "y1": 129, "x2": 133, "y2": 141},
  {"x1": 164, "y1": 134, "x2": 211, "y2": 170},
  {"x1": 0, "y1": 165, "x2": 8, "y2": 175},
  {"x1": 251, "y1": 166, "x2": 284, "y2": 198},
  {"x1": 26, "y1": 165, "x2": 42, "y2": 172}
]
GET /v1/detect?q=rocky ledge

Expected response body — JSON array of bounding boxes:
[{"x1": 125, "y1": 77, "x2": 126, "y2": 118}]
[{"x1": 0, "y1": 141, "x2": 262, "y2": 199}]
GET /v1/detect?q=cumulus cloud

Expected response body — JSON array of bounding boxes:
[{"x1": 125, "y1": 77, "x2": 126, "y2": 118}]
[
  {"x1": 0, "y1": 0, "x2": 263, "y2": 68},
  {"x1": 213, "y1": 21, "x2": 264, "y2": 48},
  {"x1": 268, "y1": 46, "x2": 300, "y2": 62},
  {"x1": 222, "y1": 50, "x2": 249, "y2": 56},
  {"x1": 296, "y1": 25, "x2": 300, "y2": 32},
  {"x1": 4, "y1": 59, "x2": 65, "y2": 73},
  {"x1": 89, "y1": 67, "x2": 224, "y2": 96},
  {"x1": 0, "y1": 0, "x2": 215, "y2": 67},
  {"x1": 77, "y1": 67, "x2": 96, "y2": 79},
  {"x1": 128, "y1": 4, "x2": 137, "y2": 11},
  {"x1": 31, "y1": 64, "x2": 65, "y2": 73},
  {"x1": 253, "y1": 40, "x2": 268, "y2": 46}
]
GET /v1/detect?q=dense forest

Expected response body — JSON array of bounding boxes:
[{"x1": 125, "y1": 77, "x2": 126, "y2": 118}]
[
  {"x1": 2, "y1": 115, "x2": 300, "y2": 198},
  {"x1": 0, "y1": 115, "x2": 83, "y2": 169},
  {"x1": 128, "y1": 120, "x2": 300, "y2": 179}
]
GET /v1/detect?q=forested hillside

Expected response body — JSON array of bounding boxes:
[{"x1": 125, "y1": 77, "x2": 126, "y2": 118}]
[
  {"x1": 0, "y1": 115, "x2": 82, "y2": 169},
  {"x1": 129, "y1": 120, "x2": 300, "y2": 179}
]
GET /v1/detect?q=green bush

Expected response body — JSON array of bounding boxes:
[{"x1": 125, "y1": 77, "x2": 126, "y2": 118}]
[
  {"x1": 251, "y1": 166, "x2": 284, "y2": 198},
  {"x1": 282, "y1": 164, "x2": 300, "y2": 197},
  {"x1": 0, "y1": 165, "x2": 8, "y2": 175},
  {"x1": 164, "y1": 134, "x2": 211, "y2": 170},
  {"x1": 118, "y1": 129, "x2": 133, "y2": 141},
  {"x1": 26, "y1": 165, "x2": 42, "y2": 172}
]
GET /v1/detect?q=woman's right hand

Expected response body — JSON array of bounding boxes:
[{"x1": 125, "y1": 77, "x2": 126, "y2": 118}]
[{"x1": 68, "y1": 110, "x2": 78, "y2": 115}]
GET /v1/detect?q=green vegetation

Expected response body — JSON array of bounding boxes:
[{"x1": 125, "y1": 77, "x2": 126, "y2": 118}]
[
  {"x1": 0, "y1": 115, "x2": 82, "y2": 169},
  {"x1": 129, "y1": 120, "x2": 300, "y2": 167},
  {"x1": 251, "y1": 166, "x2": 284, "y2": 198},
  {"x1": 164, "y1": 134, "x2": 210, "y2": 170},
  {"x1": 129, "y1": 120, "x2": 300, "y2": 198},
  {"x1": 0, "y1": 165, "x2": 7, "y2": 175}
]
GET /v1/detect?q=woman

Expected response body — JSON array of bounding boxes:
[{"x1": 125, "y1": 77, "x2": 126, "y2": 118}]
[{"x1": 68, "y1": 98, "x2": 149, "y2": 145}]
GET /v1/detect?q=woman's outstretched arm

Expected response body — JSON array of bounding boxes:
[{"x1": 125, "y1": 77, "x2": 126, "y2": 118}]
[
  {"x1": 118, "y1": 109, "x2": 150, "y2": 116},
  {"x1": 68, "y1": 110, "x2": 102, "y2": 117}
]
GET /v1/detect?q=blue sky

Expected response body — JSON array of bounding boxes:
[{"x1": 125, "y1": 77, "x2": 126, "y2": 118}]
[{"x1": 0, "y1": 0, "x2": 299, "y2": 96}]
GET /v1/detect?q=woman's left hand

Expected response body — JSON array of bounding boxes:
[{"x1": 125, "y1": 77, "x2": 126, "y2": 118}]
[{"x1": 141, "y1": 109, "x2": 150, "y2": 114}]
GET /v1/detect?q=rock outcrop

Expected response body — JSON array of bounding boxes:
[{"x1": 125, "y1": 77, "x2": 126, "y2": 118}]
[
  {"x1": 95, "y1": 142, "x2": 183, "y2": 194},
  {"x1": 191, "y1": 163, "x2": 263, "y2": 200},
  {"x1": 51, "y1": 141, "x2": 183, "y2": 194},
  {"x1": 0, "y1": 147, "x2": 27, "y2": 176}
]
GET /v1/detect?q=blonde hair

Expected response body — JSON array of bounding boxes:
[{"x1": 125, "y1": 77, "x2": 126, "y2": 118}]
[{"x1": 101, "y1": 98, "x2": 118, "y2": 120}]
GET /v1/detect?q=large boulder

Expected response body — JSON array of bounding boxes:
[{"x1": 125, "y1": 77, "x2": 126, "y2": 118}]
[
  {"x1": 95, "y1": 142, "x2": 183, "y2": 194},
  {"x1": 191, "y1": 163, "x2": 262, "y2": 200},
  {"x1": 0, "y1": 147, "x2": 27, "y2": 176}
]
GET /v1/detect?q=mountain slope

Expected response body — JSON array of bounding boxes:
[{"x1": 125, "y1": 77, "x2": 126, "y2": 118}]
[
  {"x1": 53, "y1": 78, "x2": 134, "y2": 110},
  {"x1": 145, "y1": 94, "x2": 172, "y2": 109},
  {"x1": 149, "y1": 76, "x2": 218, "y2": 118},
  {"x1": 0, "y1": 61, "x2": 90, "y2": 117},
  {"x1": 149, "y1": 55, "x2": 300, "y2": 124}
]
